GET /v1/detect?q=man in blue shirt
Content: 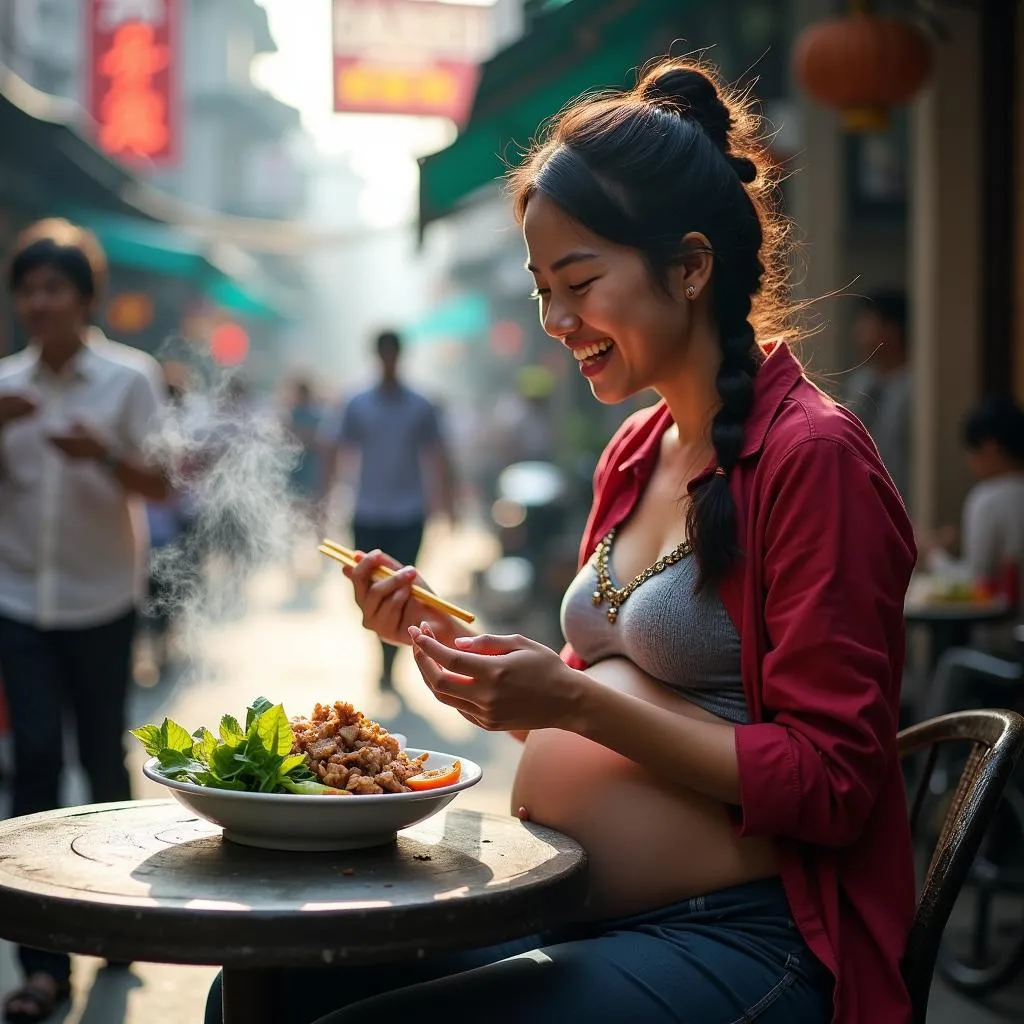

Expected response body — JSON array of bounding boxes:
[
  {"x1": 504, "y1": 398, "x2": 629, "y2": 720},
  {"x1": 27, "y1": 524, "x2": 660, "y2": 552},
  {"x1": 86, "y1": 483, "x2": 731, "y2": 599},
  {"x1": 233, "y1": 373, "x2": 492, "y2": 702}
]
[{"x1": 321, "y1": 330, "x2": 456, "y2": 691}]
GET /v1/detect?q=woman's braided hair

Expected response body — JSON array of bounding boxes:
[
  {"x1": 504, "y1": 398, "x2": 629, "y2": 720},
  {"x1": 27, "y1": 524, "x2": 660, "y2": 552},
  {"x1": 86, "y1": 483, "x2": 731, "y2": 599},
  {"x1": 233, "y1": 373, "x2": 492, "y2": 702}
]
[{"x1": 508, "y1": 58, "x2": 793, "y2": 590}]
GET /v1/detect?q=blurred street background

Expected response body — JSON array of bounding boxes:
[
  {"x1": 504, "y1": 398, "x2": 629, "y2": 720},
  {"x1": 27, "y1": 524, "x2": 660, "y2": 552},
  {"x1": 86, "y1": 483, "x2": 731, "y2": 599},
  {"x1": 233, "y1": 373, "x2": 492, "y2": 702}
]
[{"x1": 0, "y1": 0, "x2": 1022, "y2": 1021}]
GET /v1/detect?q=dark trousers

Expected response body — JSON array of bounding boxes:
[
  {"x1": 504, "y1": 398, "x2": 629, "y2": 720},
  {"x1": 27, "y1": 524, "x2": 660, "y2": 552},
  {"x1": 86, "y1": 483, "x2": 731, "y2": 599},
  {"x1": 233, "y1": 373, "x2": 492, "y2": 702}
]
[
  {"x1": 352, "y1": 519, "x2": 424, "y2": 687},
  {"x1": 0, "y1": 608, "x2": 136, "y2": 983},
  {"x1": 206, "y1": 878, "x2": 833, "y2": 1024}
]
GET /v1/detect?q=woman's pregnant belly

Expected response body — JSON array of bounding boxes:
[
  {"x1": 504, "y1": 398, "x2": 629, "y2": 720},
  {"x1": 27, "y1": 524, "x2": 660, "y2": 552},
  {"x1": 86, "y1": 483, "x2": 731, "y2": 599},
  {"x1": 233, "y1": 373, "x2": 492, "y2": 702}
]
[{"x1": 512, "y1": 657, "x2": 778, "y2": 919}]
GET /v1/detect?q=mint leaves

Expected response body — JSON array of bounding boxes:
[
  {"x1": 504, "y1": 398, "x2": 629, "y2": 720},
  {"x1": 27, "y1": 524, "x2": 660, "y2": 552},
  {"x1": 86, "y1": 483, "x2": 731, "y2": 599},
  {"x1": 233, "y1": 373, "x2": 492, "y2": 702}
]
[{"x1": 131, "y1": 697, "x2": 336, "y2": 794}]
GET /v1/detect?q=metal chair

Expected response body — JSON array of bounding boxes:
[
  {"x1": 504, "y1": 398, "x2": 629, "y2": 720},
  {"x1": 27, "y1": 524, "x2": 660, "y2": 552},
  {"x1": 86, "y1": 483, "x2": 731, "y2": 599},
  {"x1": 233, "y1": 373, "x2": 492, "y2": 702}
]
[{"x1": 899, "y1": 708, "x2": 1024, "y2": 1023}]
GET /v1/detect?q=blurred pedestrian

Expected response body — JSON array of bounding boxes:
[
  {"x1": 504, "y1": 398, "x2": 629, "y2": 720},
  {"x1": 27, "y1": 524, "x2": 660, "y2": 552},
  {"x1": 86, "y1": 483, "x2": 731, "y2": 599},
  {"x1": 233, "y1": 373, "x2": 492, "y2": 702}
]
[
  {"x1": 0, "y1": 219, "x2": 168, "y2": 1021},
  {"x1": 285, "y1": 376, "x2": 323, "y2": 514},
  {"x1": 488, "y1": 364, "x2": 558, "y2": 472},
  {"x1": 192, "y1": 374, "x2": 259, "y2": 575},
  {"x1": 923, "y1": 394, "x2": 1024, "y2": 647},
  {"x1": 136, "y1": 364, "x2": 190, "y2": 684},
  {"x1": 843, "y1": 290, "x2": 911, "y2": 503},
  {"x1": 319, "y1": 329, "x2": 457, "y2": 692},
  {"x1": 281, "y1": 376, "x2": 325, "y2": 583}
]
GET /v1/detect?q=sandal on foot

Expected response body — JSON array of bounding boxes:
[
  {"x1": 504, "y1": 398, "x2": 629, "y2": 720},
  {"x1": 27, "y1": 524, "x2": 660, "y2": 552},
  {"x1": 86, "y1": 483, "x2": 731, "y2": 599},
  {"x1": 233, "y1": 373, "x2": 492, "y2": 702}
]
[{"x1": 3, "y1": 976, "x2": 71, "y2": 1023}]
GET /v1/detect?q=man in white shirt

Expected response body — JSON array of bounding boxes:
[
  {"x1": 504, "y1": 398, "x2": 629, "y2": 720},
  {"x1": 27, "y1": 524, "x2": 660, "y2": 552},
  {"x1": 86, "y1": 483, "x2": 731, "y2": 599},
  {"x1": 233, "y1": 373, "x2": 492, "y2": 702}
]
[{"x1": 0, "y1": 219, "x2": 168, "y2": 1020}]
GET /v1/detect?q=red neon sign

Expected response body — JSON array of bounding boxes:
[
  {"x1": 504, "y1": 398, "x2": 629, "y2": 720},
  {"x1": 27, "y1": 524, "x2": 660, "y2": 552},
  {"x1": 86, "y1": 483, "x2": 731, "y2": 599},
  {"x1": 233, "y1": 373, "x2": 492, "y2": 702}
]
[
  {"x1": 88, "y1": 0, "x2": 179, "y2": 167},
  {"x1": 332, "y1": 0, "x2": 490, "y2": 125}
]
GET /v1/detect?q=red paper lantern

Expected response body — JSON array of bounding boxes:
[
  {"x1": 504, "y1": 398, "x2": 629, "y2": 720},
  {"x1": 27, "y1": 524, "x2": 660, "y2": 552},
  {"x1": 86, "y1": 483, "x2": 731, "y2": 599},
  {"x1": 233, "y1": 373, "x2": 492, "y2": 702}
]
[{"x1": 792, "y1": 12, "x2": 933, "y2": 131}]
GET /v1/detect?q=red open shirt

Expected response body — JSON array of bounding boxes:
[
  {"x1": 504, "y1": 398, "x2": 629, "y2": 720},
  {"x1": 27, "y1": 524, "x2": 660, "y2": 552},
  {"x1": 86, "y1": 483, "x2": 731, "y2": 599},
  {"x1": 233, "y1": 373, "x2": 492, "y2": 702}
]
[{"x1": 562, "y1": 343, "x2": 917, "y2": 1024}]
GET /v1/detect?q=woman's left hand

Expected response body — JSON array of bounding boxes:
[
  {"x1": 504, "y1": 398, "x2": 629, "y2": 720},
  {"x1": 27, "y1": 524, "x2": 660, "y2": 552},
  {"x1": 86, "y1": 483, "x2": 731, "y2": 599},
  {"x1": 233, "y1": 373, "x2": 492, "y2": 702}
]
[{"x1": 409, "y1": 624, "x2": 582, "y2": 733}]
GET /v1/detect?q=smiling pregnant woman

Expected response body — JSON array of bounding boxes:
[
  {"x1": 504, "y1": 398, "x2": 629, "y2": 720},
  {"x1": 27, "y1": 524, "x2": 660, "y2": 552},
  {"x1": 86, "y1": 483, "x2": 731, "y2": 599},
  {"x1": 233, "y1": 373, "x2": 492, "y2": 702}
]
[{"x1": 206, "y1": 57, "x2": 917, "y2": 1024}]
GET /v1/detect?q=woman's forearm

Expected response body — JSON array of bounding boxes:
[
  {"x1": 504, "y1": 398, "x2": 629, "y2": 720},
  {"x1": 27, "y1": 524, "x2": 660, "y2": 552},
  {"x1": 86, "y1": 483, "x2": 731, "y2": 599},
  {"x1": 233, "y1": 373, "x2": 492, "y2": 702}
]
[{"x1": 569, "y1": 672, "x2": 742, "y2": 804}]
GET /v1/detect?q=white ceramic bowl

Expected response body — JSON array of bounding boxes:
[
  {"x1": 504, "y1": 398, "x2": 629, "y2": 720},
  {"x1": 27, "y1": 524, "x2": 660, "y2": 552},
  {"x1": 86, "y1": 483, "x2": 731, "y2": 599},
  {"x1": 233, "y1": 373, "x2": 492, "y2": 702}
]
[{"x1": 142, "y1": 748, "x2": 481, "y2": 851}]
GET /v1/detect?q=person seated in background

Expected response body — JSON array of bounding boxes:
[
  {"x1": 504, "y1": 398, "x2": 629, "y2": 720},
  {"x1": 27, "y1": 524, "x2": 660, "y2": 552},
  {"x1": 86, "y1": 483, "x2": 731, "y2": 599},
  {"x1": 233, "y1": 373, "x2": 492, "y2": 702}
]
[
  {"x1": 924, "y1": 395, "x2": 1024, "y2": 643},
  {"x1": 842, "y1": 290, "x2": 911, "y2": 504}
]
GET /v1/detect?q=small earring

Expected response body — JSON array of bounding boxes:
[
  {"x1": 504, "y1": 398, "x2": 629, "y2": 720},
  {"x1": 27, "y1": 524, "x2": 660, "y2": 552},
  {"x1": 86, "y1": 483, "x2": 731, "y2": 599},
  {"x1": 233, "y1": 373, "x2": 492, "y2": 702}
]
[{"x1": 685, "y1": 285, "x2": 697, "y2": 300}]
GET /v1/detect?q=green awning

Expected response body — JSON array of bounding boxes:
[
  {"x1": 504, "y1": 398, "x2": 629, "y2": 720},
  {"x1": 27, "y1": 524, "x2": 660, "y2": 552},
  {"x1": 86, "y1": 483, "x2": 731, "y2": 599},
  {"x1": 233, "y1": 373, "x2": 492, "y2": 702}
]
[
  {"x1": 0, "y1": 71, "x2": 297, "y2": 323},
  {"x1": 205, "y1": 275, "x2": 296, "y2": 322},
  {"x1": 72, "y1": 212, "x2": 208, "y2": 278},
  {"x1": 73, "y1": 211, "x2": 295, "y2": 322},
  {"x1": 418, "y1": 0, "x2": 689, "y2": 231},
  {"x1": 404, "y1": 291, "x2": 490, "y2": 343}
]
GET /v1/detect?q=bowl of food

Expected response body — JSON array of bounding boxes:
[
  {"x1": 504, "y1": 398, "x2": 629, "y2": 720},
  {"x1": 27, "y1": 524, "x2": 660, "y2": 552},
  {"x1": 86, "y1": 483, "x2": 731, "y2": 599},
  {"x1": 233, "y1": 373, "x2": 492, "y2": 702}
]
[{"x1": 134, "y1": 698, "x2": 481, "y2": 851}]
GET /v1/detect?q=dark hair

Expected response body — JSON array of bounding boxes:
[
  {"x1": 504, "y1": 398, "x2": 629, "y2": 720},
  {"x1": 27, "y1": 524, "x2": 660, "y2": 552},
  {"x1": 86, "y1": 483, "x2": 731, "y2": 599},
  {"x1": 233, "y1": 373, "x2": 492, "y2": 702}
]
[
  {"x1": 7, "y1": 218, "x2": 107, "y2": 301},
  {"x1": 375, "y1": 329, "x2": 401, "y2": 357},
  {"x1": 962, "y1": 395, "x2": 1024, "y2": 461},
  {"x1": 860, "y1": 289, "x2": 908, "y2": 343},
  {"x1": 508, "y1": 58, "x2": 792, "y2": 590}
]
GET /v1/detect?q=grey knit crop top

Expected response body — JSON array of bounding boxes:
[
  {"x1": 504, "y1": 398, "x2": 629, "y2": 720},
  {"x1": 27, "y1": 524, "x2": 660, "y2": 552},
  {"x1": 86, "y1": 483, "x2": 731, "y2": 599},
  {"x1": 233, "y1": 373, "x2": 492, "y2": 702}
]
[{"x1": 560, "y1": 544, "x2": 749, "y2": 724}]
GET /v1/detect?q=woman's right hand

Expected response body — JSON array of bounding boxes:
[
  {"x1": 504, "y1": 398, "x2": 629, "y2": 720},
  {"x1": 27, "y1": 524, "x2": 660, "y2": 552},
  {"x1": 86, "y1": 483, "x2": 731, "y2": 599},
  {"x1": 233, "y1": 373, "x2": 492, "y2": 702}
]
[{"x1": 344, "y1": 549, "x2": 464, "y2": 648}]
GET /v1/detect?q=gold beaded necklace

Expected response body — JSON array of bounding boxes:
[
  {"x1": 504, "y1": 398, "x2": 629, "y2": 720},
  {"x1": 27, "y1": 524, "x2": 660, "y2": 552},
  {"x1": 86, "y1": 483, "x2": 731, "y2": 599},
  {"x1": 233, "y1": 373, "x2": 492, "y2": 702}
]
[{"x1": 591, "y1": 527, "x2": 693, "y2": 623}]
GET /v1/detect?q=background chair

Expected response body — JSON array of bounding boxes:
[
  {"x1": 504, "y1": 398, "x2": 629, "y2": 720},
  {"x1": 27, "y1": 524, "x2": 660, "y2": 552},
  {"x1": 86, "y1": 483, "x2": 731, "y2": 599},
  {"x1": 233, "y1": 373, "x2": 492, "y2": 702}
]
[{"x1": 899, "y1": 708, "x2": 1024, "y2": 1023}]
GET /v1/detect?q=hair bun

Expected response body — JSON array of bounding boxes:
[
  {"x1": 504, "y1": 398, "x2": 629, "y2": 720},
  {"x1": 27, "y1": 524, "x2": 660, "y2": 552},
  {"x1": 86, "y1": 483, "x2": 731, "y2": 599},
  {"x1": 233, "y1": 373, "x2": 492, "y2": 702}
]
[
  {"x1": 638, "y1": 63, "x2": 758, "y2": 185},
  {"x1": 638, "y1": 65, "x2": 732, "y2": 152},
  {"x1": 727, "y1": 154, "x2": 757, "y2": 184}
]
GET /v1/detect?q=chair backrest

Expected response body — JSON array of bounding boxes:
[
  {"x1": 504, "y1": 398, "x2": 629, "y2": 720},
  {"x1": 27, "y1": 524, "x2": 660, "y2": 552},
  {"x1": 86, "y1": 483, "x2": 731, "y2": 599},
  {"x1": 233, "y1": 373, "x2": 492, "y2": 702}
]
[{"x1": 898, "y1": 708, "x2": 1024, "y2": 1023}]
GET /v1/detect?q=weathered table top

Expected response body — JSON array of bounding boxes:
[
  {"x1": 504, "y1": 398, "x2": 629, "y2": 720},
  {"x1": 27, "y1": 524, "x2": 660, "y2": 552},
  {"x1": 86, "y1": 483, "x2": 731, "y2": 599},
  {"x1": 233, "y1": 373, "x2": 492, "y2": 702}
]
[
  {"x1": 904, "y1": 577, "x2": 1012, "y2": 624},
  {"x1": 0, "y1": 799, "x2": 588, "y2": 969},
  {"x1": 905, "y1": 599, "x2": 1011, "y2": 623}
]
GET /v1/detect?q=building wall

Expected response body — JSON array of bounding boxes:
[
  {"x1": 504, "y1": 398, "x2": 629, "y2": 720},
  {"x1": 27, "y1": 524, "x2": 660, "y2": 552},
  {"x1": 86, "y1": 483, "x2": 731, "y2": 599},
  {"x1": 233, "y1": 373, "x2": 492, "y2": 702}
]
[
  {"x1": 0, "y1": 0, "x2": 308, "y2": 381},
  {"x1": 1, "y1": 0, "x2": 81, "y2": 100},
  {"x1": 0, "y1": 0, "x2": 304, "y2": 221},
  {"x1": 909, "y1": 6, "x2": 983, "y2": 530},
  {"x1": 302, "y1": 156, "x2": 443, "y2": 389},
  {"x1": 149, "y1": 0, "x2": 305, "y2": 220}
]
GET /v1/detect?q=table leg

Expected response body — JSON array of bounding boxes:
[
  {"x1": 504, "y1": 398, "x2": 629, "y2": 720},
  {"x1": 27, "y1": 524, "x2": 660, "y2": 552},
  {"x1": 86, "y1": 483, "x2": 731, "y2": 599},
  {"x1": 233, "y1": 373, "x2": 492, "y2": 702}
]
[
  {"x1": 930, "y1": 622, "x2": 973, "y2": 674},
  {"x1": 222, "y1": 968, "x2": 273, "y2": 1024}
]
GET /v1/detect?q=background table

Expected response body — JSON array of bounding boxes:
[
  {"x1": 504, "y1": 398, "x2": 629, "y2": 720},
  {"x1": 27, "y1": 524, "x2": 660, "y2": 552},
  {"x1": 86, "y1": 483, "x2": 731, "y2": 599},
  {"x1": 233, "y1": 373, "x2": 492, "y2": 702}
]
[
  {"x1": 0, "y1": 800, "x2": 588, "y2": 1023},
  {"x1": 905, "y1": 597, "x2": 1012, "y2": 670}
]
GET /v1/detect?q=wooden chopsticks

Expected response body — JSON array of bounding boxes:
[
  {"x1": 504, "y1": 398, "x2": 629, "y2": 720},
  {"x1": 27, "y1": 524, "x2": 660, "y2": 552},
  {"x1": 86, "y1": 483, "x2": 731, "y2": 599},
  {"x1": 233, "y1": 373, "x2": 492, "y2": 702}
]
[{"x1": 318, "y1": 538, "x2": 476, "y2": 624}]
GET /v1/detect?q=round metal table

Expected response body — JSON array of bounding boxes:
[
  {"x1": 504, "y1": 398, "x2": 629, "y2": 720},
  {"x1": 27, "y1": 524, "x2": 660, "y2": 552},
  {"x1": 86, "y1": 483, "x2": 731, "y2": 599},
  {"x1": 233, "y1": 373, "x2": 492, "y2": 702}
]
[
  {"x1": 905, "y1": 597, "x2": 1012, "y2": 671},
  {"x1": 0, "y1": 800, "x2": 588, "y2": 1023}
]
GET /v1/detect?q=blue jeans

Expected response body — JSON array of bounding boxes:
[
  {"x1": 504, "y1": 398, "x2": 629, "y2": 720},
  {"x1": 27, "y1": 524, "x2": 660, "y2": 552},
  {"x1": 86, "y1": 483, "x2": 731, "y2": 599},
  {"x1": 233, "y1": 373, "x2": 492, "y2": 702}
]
[{"x1": 206, "y1": 877, "x2": 833, "y2": 1024}]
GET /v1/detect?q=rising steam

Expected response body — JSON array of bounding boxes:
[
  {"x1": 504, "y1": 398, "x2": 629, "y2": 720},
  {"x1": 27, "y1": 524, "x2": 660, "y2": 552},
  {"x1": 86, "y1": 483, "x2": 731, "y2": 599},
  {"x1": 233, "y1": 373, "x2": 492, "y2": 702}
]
[{"x1": 143, "y1": 344, "x2": 305, "y2": 645}]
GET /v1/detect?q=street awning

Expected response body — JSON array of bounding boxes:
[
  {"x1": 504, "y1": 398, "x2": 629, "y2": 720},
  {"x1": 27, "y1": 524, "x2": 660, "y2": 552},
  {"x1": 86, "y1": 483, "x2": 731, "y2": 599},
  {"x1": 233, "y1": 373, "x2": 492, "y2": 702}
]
[
  {"x1": 0, "y1": 68, "x2": 160, "y2": 219},
  {"x1": 418, "y1": 0, "x2": 688, "y2": 232},
  {"x1": 0, "y1": 66, "x2": 310, "y2": 266},
  {"x1": 70, "y1": 211, "x2": 297, "y2": 322},
  {"x1": 71, "y1": 212, "x2": 208, "y2": 277},
  {"x1": 404, "y1": 291, "x2": 490, "y2": 344}
]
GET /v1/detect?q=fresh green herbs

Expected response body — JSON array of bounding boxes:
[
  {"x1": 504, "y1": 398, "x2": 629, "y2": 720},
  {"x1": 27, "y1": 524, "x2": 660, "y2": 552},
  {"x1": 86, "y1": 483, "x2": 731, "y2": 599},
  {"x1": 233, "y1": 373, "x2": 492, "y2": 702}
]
[{"x1": 130, "y1": 697, "x2": 336, "y2": 794}]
